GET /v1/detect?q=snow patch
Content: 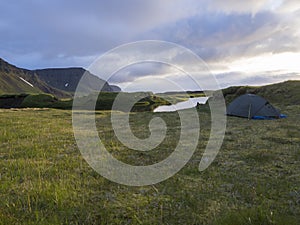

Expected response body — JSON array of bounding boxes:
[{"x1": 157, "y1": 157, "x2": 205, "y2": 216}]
[{"x1": 19, "y1": 77, "x2": 34, "y2": 87}]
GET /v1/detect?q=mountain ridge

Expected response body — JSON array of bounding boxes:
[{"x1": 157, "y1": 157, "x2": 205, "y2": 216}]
[{"x1": 0, "y1": 58, "x2": 120, "y2": 98}]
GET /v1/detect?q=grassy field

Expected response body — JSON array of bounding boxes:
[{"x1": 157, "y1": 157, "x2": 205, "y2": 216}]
[{"x1": 0, "y1": 104, "x2": 299, "y2": 224}]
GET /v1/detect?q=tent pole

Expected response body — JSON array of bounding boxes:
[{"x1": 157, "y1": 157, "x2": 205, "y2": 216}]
[{"x1": 248, "y1": 104, "x2": 252, "y2": 120}]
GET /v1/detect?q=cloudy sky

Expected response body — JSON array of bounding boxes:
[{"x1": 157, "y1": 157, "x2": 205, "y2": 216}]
[{"x1": 1, "y1": 0, "x2": 300, "y2": 92}]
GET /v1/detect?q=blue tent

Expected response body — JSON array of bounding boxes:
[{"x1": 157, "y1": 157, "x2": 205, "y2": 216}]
[{"x1": 227, "y1": 94, "x2": 287, "y2": 120}]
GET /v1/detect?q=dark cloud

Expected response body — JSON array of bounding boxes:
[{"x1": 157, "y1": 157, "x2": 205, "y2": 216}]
[
  {"x1": 108, "y1": 62, "x2": 169, "y2": 83},
  {"x1": 0, "y1": 0, "x2": 300, "y2": 90},
  {"x1": 0, "y1": 0, "x2": 171, "y2": 68},
  {"x1": 0, "y1": 0, "x2": 199, "y2": 66},
  {"x1": 144, "y1": 10, "x2": 300, "y2": 62}
]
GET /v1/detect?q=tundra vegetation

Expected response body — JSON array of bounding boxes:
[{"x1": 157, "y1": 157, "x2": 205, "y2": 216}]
[{"x1": 0, "y1": 105, "x2": 299, "y2": 224}]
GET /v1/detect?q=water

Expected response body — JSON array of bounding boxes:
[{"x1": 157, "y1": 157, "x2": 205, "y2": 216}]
[{"x1": 154, "y1": 97, "x2": 209, "y2": 112}]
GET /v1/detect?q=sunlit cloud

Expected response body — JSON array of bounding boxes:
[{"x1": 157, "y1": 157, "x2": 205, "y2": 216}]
[{"x1": 228, "y1": 52, "x2": 300, "y2": 74}]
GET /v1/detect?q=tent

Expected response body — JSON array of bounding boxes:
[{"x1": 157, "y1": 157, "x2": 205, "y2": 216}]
[{"x1": 226, "y1": 94, "x2": 286, "y2": 120}]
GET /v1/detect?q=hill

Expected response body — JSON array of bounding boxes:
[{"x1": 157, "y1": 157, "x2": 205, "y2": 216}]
[
  {"x1": 222, "y1": 80, "x2": 300, "y2": 106},
  {"x1": 0, "y1": 58, "x2": 120, "y2": 98}
]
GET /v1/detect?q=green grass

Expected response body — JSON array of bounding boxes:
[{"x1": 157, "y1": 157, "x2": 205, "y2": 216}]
[
  {"x1": 0, "y1": 92, "x2": 172, "y2": 111},
  {"x1": 0, "y1": 104, "x2": 299, "y2": 224}
]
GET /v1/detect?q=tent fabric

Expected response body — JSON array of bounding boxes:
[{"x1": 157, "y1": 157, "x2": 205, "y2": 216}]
[{"x1": 227, "y1": 94, "x2": 281, "y2": 119}]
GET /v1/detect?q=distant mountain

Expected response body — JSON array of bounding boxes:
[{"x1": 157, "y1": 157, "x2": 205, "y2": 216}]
[
  {"x1": 34, "y1": 68, "x2": 114, "y2": 94},
  {"x1": 110, "y1": 85, "x2": 122, "y2": 92},
  {"x1": 0, "y1": 58, "x2": 121, "y2": 98}
]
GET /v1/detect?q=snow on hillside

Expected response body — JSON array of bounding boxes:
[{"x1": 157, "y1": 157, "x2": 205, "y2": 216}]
[{"x1": 19, "y1": 77, "x2": 34, "y2": 87}]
